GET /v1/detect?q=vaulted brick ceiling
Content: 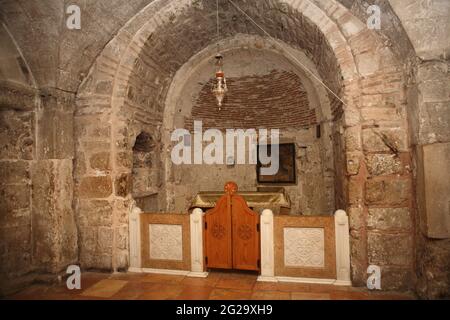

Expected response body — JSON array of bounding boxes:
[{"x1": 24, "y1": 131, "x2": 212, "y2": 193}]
[{"x1": 0, "y1": 0, "x2": 415, "y2": 93}]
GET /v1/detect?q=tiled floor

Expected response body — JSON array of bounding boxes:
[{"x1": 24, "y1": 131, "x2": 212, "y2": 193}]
[{"x1": 6, "y1": 271, "x2": 415, "y2": 300}]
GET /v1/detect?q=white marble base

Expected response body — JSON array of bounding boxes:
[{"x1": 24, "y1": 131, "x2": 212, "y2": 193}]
[
  {"x1": 257, "y1": 275, "x2": 351, "y2": 286},
  {"x1": 128, "y1": 267, "x2": 144, "y2": 273},
  {"x1": 257, "y1": 276, "x2": 278, "y2": 282},
  {"x1": 333, "y1": 280, "x2": 352, "y2": 286},
  {"x1": 128, "y1": 267, "x2": 209, "y2": 278},
  {"x1": 128, "y1": 267, "x2": 190, "y2": 276},
  {"x1": 186, "y1": 271, "x2": 209, "y2": 278}
]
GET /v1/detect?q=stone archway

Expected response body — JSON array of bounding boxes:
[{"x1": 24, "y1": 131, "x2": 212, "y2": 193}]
[
  {"x1": 161, "y1": 34, "x2": 336, "y2": 216},
  {"x1": 74, "y1": 0, "x2": 413, "y2": 291}
]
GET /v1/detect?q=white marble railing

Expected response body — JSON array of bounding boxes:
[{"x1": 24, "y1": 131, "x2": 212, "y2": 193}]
[
  {"x1": 189, "y1": 208, "x2": 208, "y2": 277},
  {"x1": 128, "y1": 206, "x2": 208, "y2": 277},
  {"x1": 259, "y1": 209, "x2": 276, "y2": 281},
  {"x1": 129, "y1": 206, "x2": 350, "y2": 284},
  {"x1": 128, "y1": 205, "x2": 142, "y2": 272},
  {"x1": 334, "y1": 209, "x2": 351, "y2": 285},
  {"x1": 257, "y1": 209, "x2": 351, "y2": 286}
]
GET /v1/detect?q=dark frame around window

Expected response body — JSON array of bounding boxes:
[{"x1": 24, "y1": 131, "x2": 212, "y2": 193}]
[{"x1": 256, "y1": 143, "x2": 296, "y2": 184}]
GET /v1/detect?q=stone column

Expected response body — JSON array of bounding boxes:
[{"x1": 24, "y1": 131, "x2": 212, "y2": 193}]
[
  {"x1": 188, "y1": 208, "x2": 208, "y2": 277},
  {"x1": 258, "y1": 209, "x2": 276, "y2": 282},
  {"x1": 334, "y1": 209, "x2": 351, "y2": 286},
  {"x1": 32, "y1": 89, "x2": 78, "y2": 273}
]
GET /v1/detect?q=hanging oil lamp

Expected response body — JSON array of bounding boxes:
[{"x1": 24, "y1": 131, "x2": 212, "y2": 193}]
[{"x1": 212, "y1": 52, "x2": 228, "y2": 110}]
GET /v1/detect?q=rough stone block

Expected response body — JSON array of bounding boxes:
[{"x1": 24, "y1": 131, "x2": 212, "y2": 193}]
[
  {"x1": 0, "y1": 184, "x2": 30, "y2": 213},
  {"x1": 360, "y1": 107, "x2": 400, "y2": 122},
  {"x1": 98, "y1": 227, "x2": 113, "y2": 252},
  {"x1": 116, "y1": 151, "x2": 133, "y2": 169},
  {"x1": 77, "y1": 200, "x2": 113, "y2": 227},
  {"x1": 365, "y1": 178, "x2": 410, "y2": 206},
  {"x1": 418, "y1": 142, "x2": 450, "y2": 238},
  {"x1": 344, "y1": 126, "x2": 361, "y2": 152},
  {"x1": 362, "y1": 128, "x2": 407, "y2": 152},
  {"x1": 348, "y1": 177, "x2": 364, "y2": 205},
  {"x1": 416, "y1": 238, "x2": 450, "y2": 299},
  {"x1": 349, "y1": 230, "x2": 366, "y2": 286},
  {"x1": 379, "y1": 266, "x2": 414, "y2": 291},
  {"x1": 37, "y1": 108, "x2": 74, "y2": 160},
  {"x1": 89, "y1": 152, "x2": 111, "y2": 171},
  {"x1": 355, "y1": 52, "x2": 379, "y2": 76},
  {"x1": 79, "y1": 175, "x2": 112, "y2": 198},
  {"x1": 0, "y1": 161, "x2": 30, "y2": 185},
  {"x1": 419, "y1": 79, "x2": 450, "y2": 103},
  {"x1": 0, "y1": 110, "x2": 34, "y2": 160},
  {"x1": 0, "y1": 225, "x2": 32, "y2": 274},
  {"x1": 346, "y1": 152, "x2": 361, "y2": 175},
  {"x1": 417, "y1": 61, "x2": 448, "y2": 82},
  {"x1": 366, "y1": 154, "x2": 403, "y2": 176},
  {"x1": 348, "y1": 206, "x2": 364, "y2": 230},
  {"x1": 368, "y1": 232, "x2": 413, "y2": 266},
  {"x1": 419, "y1": 102, "x2": 450, "y2": 144},
  {"x1": 31, "y1": 159, "x2": 77, "y2": 271},
  {"x1": 367, "y1": 207, "x2": 412, "y2": 231},
  {"x1": 115, "y1": 173, "x2": 132, "y2": 197},
  {"x1": 116, "y1": 225, "x2": 128, "y2": 250}
]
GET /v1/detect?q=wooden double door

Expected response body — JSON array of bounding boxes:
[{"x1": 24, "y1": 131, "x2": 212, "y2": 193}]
[{"x1": 204, "y1": 182, "x2": 260, "y2": 271}]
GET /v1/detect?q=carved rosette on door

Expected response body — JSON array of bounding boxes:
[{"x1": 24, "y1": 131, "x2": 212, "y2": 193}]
[{"x1": 204, "y1": 182, "x2": 261, "y2": 271}]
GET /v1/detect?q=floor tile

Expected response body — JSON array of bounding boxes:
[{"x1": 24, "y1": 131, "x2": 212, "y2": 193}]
[
  {"x1": 291, "y1": 292, "x2": 331, "y2": 300},
  {"x1": 182, "y1": 276, "x2": 220, "y2": 287},
  {"x1": 108, "y1": 272, "x2": 149, "y2": 282},
  {"x1": 138, "y1": 284, "x2": 184, "y2": 300},
  {"x1": 309, "y1": 283, "x2": 351, "y2": 293},
  {"x1": 5, "y1": 271, "x2": 418, "y2": 300},
  {"x1": 111, "y1": 281, "x2": 160, "y2": 300},
  {"x1": 216, "y1": 277, "x2": 256, "y2": 290},
  {"x1": 176, "y1": 286, "x2": 214, "y2": 300},
  {"x1": 276, "y1": 282, "x2": 311, "y2": 292},
  {"x1": 81, "y1": 279, "x2": 127, "y2": 298},
  {"x1": 9, "y1": 285, "x2": 52, "y2": 300},
  {"x1": 251, "y1": 290, "x2": 290, "y2": 300},
  {"x1": 209, "y1": 288, "x2": 252, "y2": 300},
  {"x1": 141, "y1": 274, "x2": 185, "y2": 284},
  {"x1": 330, "y1": 291, "x2": 369, "y2": 300},
  {"x1": 253, "y1": 281, "x2": 279, "y2": 291}
]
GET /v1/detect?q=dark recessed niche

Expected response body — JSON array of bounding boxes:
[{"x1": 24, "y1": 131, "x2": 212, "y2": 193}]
[{"x1": 133, "y1": 132, "x2": 154, "y2": 153}]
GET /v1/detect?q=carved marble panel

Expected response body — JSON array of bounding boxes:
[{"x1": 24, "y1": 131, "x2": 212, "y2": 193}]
[
  {"x1": 149, "y1": 224, "x2": 183, "y2": 261},
  {"x1": 284, "y1": 227, "x2": 325, "y2": 268}
]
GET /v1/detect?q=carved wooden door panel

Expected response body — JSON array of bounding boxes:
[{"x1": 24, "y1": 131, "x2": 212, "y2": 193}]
[
  {"x1": 204, "y1": 193, "x2": 232, "y2": 269},
  {"x1": 231, "y1": 194, "x2": 260, "y2": 271},
  {"x1": 204, "y1": 182, "x2": 260, "y2": 272}
]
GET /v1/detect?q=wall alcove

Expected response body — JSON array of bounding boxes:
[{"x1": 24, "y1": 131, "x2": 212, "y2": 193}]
[{"x1": 132, "y1": 132, "x2": 159, "y2": 212}]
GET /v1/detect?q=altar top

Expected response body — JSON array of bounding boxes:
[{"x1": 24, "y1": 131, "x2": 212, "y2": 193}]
[{"x1": 190, "y1": 189, "x2": 291, "y2": 210}]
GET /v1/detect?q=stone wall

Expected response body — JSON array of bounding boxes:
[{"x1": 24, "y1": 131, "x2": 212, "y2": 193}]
[
  {"x1": 387, "y1": 0, "x2": 450, "y2": 299},
  {"x1": 2, "y1": 0, "x2": 448, "y2": 298},
  {"x1": 0, "y1": 22, "x2": 78, "y2": 295},
  {"x1": 408, "y1": 60, "x2": 450, "y2": 298},
  {"x1": 345, "y1": 67, "x2": 415, "y2": 290},
  {"x1": 0, "y1": 84, "x2": 78, "y2": 295},
  {"x1": 0, "y1": 104, "x2": 35, "y2": 294}
]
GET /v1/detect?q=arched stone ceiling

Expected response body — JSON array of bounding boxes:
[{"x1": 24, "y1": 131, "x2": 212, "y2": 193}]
[
  {"x1": 120, "y1": 0, "x2": 356, "y2": 124},
  {"x1": 0, "y1": 0, "x2": 155, "y2": 89},
  {"x1": 133, "y1": 0, "x2": 342, "y2": 88},
  {"x1": 0, "y1": 0, "x2": 417, "y2": 92}
]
